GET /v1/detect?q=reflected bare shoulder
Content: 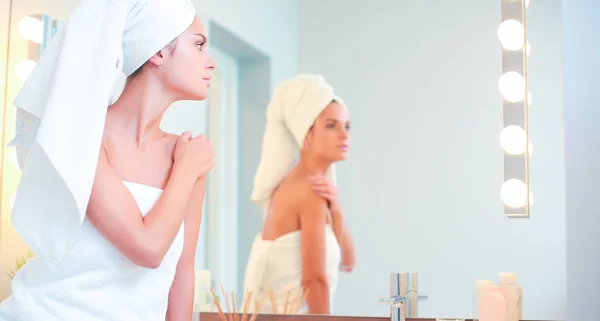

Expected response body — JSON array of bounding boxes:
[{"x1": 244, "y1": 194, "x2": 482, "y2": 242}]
[{"x1": 290, "y1": 177, "x2": 328, "y2": 216}]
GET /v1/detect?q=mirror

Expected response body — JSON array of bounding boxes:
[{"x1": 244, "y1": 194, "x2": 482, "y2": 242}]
[{"x1": 0, "y1": 1, "x2": 565, "y2": 321}]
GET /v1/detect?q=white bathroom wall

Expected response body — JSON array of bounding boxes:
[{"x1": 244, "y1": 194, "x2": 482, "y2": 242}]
[
  {"x1": 298, "y1": 0, "x2": 565, "y2": 319},
  {"x1": 563, "y1": 1, "x2": 600, "y2": 320}
]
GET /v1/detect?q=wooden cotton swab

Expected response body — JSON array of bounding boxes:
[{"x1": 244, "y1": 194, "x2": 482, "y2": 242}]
[
  {"x1": 268, "y1": 289, "x2": 277, "y2": 314},
  {"x1": 241, "y1": 290, "x2": 252, "y2": 321},
  {"x1": 288, "y1": 288, "x2": 302, "y2": 314},
  {"x1": 221, "y1": 285, "x2": 233, "y2": 321},
  {"x1": 249, "y1": 297, "x2": 266, "y2": 321},
  {"x1": 233, "y1": 292, "x2": 237, "y2": 321},
  {"x1": 209, "y1": 288, "x2": 226, "y2": 321},
  {"x1": 293, "y1": 289, "x2": 310, "y2": 314},
  {"x1": 283, "y1": 289, "x2": 291, "y2": 314}
]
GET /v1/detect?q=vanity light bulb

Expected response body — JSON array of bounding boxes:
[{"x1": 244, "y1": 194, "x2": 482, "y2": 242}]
[
  {"x1": 498, "y1": 20, "x2": 524, "y2": 51},
  {"x1": 526, "y1": 0, "x2": 530, "y2": 8},
  {"x1": 528, "y1": 140, "x2": 533, "y2": 156},
  {"x1": 526, "y1": 42, "x2": 531, "y2": 57},
  {"x1": 501, "y1": 179, "x2": 529, "y2": 208},
  {"x1": 500, "y1": 125, "x2": 527, "y2": 155},
  {"x1": 527, "y1": 90, "x2": 532, "y2": 106},
  {"x1": 498, "y1": 71, "x2": 525, "y2": 103},
  {"x1": 16, "y1": 59, "x2": 37, "y2": 82},
  {"x1": 18, "y1": 16, "x2": 43, "y2": 44}
]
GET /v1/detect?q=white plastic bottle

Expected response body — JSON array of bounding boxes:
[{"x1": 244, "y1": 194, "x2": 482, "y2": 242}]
[
  {"x1": 475, "y1": 280, "x2": 493, "y2": 320},
  {"x1": 478, "y1": 282, "x2": 507, "y2": 321},
  {"x1": 498, "y1": 272, "x2": 523, "y2": 321}
]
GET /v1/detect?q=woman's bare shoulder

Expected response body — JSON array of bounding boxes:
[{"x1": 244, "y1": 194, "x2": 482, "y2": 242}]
[
  {"x1": 163, "y1": 132, "x2": 178, "y2": 146},
  {"x1": 163, "y1": 132, "x2": 179, "y2": 142},
  {"x1": 158, "y1": 132, "x2": 179, "y2": 158},
  {"x1": 266, "y1": 176, "x2": 327, "y2": 236},
  {"x1": 282, "y1": 175, "x2": 326, "y2": 209}
]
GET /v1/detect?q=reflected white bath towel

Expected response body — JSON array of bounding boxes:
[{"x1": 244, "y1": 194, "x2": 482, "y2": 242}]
[{"x1": 242, "y1": 227, "x2": 341, "y2": 314}]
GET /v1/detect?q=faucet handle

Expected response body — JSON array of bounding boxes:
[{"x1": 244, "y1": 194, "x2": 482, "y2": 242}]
[
  {"x1": 379, "y1": 293, "x2": 428, "y2": 306},
  {"x1": 379, "y1": 297, "x2": 404, "y2": 308},
  {"x1": 379, "y1": 297, "x2": 397, "y2": 305}
]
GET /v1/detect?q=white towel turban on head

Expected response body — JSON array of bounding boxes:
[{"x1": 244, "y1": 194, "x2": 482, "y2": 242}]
[
  {"x1": 8, "y1": 0, "x2": 196, "y2": 265},
  {"x1": 250, "y1": 73, "x2": 348, "y2": 212}
]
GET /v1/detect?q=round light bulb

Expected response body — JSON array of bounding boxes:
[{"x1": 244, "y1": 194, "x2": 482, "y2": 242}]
[
  {"x1": 526, "y1": 0, "x2": 530, "y2": 8},
  {"x1": 18, "y1": 16, "x2": 43, "y2": 44},
  {"x1": 526, "y1": 42, "x2": 531, "y2": 56},
  {"x1": 498, "y1": 71, "x2": 525, "y2": 103},
  {"x1": 501, "y1": 179, "x2": 528, "y2": 208},
  {"x1": 528, "y1": 140, "x2": 533, "y2": 156},
  {"x1": 498, "y1": 20, "x2": 525, "y2": 51},
  {"x1": 500, "y1": 125, "x2": 527, "y2": 155},
  {"x1": 16, "y1": 59, "x2": 36, "y2": 82},
  {"x1": 527, "y1": 90, "x2": 532, "y2": 106}
]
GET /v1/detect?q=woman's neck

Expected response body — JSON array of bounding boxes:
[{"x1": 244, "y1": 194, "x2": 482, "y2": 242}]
[
  {"x1": 107, "y1": 76, "x2": 175, "y2": 147},
  {"x1": 296, "y1": 153, "x2": 332, "y2": 176}
]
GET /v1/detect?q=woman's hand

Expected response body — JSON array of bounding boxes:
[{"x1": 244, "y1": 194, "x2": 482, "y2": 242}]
[
  {"x1": 309, "y1": 175, "x2": 339, "y2": 212},
  {"x1": 174, "y1": 131, "x2": 215, "y2": 179}
]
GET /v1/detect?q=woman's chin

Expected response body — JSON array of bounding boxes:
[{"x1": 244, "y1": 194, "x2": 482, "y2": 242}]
[
  {"x1": 334, "y1": 152, "x2": 349, "y2": 162},
  {"x1": 187, "y1": 91, "x2": 208, "y2": 101}
]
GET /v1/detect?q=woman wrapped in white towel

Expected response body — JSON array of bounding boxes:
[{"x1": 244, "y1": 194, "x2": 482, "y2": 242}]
[
  {"x1": 242, "y1": 74, "x2": 356, "y2": 315},
  {"x1": 0, "y1": 0, "x2": 216, "y2": 320}
]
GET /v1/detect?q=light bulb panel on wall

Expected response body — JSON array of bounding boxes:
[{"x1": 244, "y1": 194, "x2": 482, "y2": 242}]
[{"x1": 499, "y1": 0, "x2": 532, "y2": 218}]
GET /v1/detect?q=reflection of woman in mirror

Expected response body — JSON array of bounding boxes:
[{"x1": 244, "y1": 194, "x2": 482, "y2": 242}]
[
  {"x1": 0, "y1": 0, "x2": 215, "y2": 320},
  {"x1": 243, "y1": 74, "x2": 356, "y2": 315}
]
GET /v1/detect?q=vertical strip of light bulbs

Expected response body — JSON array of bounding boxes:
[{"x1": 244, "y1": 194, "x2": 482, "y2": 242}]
[{"x1": 498, "y1": 0, "x2": 533, "y2": 218}]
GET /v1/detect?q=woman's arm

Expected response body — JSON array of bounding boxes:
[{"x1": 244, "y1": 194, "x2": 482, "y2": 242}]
[
  {"x1": 329, "y1": 204, "x2": 356, "y2": 272},
  {"x1": 166, "y1": 176, "x2": 207, "y2": 321},
  {"x1": 300, "y1": 191, "x2": 331, "y2": 315},
  {"x1": 86, "y1": 133, "x2": 213, "y2": 269},
  {"x1": 309, "y1": 176, "x2": 356, "y2": 272}
]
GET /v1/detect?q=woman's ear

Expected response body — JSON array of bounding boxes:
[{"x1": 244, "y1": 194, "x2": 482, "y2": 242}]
[
  {"x1": 303, "y1": 130, "x2": 314, "y2": 149},
  {"x1": 147, "y1": 47, "x2": 170, "y2": 69}
]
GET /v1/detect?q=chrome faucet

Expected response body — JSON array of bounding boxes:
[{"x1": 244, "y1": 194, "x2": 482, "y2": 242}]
[
  {"x1": 379, "y1": 272, "x2": 427, "y2": 321},
  {"x1": 379, "y1": 290, "x2": 418, "y2": 307}
]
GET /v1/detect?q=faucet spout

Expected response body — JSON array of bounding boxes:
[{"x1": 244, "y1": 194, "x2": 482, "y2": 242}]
[{"x1": 381, "y1": 272, "x2": 426, "y2": 321}]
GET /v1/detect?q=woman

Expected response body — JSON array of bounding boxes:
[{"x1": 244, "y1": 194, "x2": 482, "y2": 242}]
[
  {"x1": 243, "y1": 74, "x2": 356, "y2": 315},
  {"x1": 0, "y1": 0, "x2": 215, "y2": 320}
]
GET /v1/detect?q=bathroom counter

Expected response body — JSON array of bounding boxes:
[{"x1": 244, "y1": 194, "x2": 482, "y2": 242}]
[
  {"x1": 198, "y1": 312, "x2": 559, "y2": 321},
  {"x1": 198, "y1": 314, "x2": 384, "y2": 321}
]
